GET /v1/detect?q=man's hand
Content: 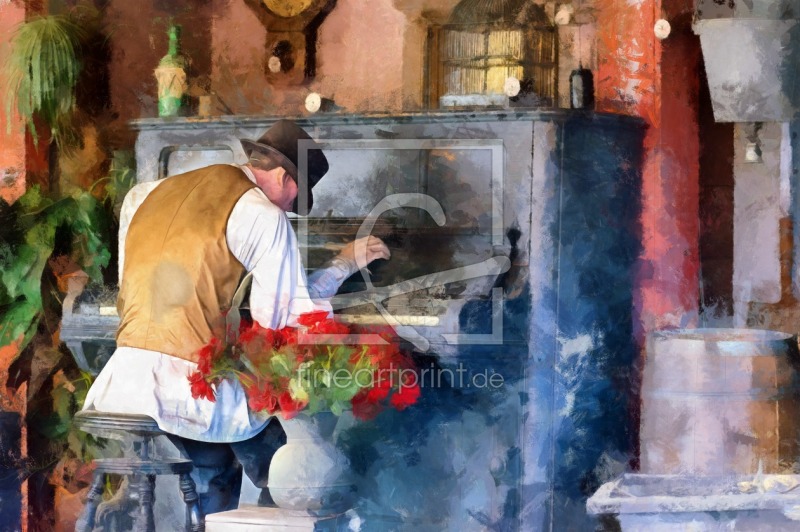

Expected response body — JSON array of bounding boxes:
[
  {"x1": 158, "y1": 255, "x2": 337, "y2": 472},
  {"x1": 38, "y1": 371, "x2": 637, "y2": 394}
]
[{"x1": 335, "y1": 236, "x2": 391, "y2": 274}]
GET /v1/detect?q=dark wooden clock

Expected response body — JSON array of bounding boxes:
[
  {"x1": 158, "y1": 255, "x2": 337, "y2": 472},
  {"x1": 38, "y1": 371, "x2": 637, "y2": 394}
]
[{"x1": 244, "y1": 0, "x2": 337, "y2": 84}]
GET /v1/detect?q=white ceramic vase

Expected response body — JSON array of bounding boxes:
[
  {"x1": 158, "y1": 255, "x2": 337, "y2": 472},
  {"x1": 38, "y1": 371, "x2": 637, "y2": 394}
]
[{"x1": 267, "y1": 412, "x2": 356, "y2": 515}]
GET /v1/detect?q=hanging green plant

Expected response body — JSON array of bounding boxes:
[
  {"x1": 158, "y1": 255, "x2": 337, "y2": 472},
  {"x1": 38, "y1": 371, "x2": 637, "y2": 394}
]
[{"x1": 3, "y1": 15, "x2": 85, "y2": 147}]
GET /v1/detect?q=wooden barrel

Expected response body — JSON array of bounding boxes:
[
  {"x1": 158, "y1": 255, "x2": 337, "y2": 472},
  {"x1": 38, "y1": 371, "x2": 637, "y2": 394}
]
[{"x1": 641, "y1": 328, "x2": 800, "y2": 475}]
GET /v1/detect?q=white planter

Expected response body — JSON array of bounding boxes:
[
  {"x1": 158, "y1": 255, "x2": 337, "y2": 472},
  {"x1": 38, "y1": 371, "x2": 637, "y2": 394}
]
[
  {"x1": 267, "y1": 412, "x2": 356, "y2": 515},
  {"x1": 693, "y1": 18, "x2": 800, "y2": 122},
  {"x1": 588, "y1": 474, "x2": 800, "y2": 531}
]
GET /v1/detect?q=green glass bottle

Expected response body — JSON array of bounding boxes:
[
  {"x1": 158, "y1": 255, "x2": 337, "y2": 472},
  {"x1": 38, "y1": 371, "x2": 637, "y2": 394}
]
[{"x1": 155, "y1": 24, "x2": 187, "y2": 117}]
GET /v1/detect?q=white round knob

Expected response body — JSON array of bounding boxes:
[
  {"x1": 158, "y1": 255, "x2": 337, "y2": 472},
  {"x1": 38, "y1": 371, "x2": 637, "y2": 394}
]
[
  {"x1": 305, "y1": 92, "x2": 322, "y2": 113},
  {"x1": 654, "y1": 19, "x2": 671, "y2": 40},
  {"x1": 268, "y1": 56, "x2": 282, "y2": 73},
  {"x1": 554, "y1": 4, "x2": 574, "y2": 26},
  {"x1": 504, "y1": 77, "x2": 521, "y2": 97}
]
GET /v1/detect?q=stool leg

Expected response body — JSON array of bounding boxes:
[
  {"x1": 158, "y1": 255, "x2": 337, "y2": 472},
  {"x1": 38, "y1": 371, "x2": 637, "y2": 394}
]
[
  {"x1": 179, "y1": 473, "x2": 204, "y2": 532},
  {"x1": 134, "y1": 474, "x2": 156, "y2": 532},
  {"x1": 129, "y1": 473, "x2": 141, "y2": 503},
  {"x1": 76, "y1": 471, "x2": 104, "y2": 532}
]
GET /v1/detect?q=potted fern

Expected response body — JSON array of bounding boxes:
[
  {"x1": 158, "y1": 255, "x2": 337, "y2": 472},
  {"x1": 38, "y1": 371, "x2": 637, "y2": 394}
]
[{"x1": 3, "y1": 14, "x2": 84, "y2": 147}]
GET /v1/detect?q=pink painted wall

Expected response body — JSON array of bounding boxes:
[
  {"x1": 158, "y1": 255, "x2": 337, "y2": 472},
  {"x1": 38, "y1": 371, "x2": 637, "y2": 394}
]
[
  {"x1": 0, "y1": 3, "x2": 28, "y2": 204},
  {"x1": 210, "y1": 0, "x2": 410, "y2": 115},
  {"x1": 316, "y1": 0, "x2": 407, "y2": 112},
  {"x1": 209, "y1": 0, "x2": 271, "y2": 113},
  {"x1": 105, "y1": 0, "x2": 419, "y2": 121}
]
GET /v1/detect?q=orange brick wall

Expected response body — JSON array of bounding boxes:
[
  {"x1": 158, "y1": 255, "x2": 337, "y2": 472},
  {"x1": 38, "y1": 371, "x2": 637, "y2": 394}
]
[{"x1": 0, "y1": 2, "x2": 27, "y2": 204}]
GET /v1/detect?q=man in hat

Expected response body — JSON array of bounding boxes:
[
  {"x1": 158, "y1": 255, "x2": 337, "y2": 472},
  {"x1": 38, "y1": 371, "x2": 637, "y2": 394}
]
[{"x1": 82, "y1": 120, "x2": 390, "y2": 513}]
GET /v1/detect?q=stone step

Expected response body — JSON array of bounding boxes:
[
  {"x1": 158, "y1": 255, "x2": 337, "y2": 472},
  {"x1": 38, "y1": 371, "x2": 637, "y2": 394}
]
[{"x1": 205, "y1": 506, "x2": 349, "y2": 531}]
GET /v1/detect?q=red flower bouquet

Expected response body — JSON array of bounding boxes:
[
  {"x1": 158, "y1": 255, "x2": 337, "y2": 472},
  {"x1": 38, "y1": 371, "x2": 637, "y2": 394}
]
[{"x1": 187, "y1": 311, "x2": 420, "y2": 420}]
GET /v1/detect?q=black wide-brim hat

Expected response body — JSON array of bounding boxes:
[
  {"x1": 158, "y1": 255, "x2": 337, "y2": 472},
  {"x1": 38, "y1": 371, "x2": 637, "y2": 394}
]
[{"x1": 240, "y1": 120, "x2": 329, "y2": 215}]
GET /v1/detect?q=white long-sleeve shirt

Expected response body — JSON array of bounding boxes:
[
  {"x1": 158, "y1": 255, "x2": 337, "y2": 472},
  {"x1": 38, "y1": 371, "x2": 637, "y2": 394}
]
[{"x1": 82, "y1": 166, "x2": 351, "y2": 442}]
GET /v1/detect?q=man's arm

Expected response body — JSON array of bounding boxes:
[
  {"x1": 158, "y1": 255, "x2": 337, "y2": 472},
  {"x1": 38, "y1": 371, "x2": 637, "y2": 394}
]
[
  {"x1": 226, "y1": 188, "x2": 331, "y2": 329},
  {"x1": 306, "y1": 236, "x2": 391, "y2": 299},
  {"x1": 227, "y1": 188, "x2": 391, "y2": 324}
]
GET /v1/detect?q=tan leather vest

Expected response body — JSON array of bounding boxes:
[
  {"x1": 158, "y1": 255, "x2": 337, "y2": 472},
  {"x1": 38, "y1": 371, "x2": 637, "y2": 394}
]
[{"x1": 116, "y1": 165, "x2": 257, "y2": 362}]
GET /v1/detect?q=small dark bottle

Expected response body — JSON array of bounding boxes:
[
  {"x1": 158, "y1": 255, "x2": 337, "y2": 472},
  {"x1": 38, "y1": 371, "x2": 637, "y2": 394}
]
[{"x1": 570, "y1": 66, "x2": 595, "y2": 110}]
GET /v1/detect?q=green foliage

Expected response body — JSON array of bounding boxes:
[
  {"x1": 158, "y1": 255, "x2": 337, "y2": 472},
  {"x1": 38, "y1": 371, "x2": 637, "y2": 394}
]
[
  {"x1": 0, "y1": 186, "x2": 111, "y2": 357},
  {"x1": 92, "y1": 150, "x2": 136, "y2": 216},
  {"x1": 40, "y1": 370, "x2": 92, "y2": 441},
  {"x1": 294, "y1": 345, "x2": 366, "y2": 416},
  {"x1": 3, "y1": 15, "x2": 84, "y2": 146},
  {"x1": 32, "y1": 369, "x2": 121, "y2": 466}
]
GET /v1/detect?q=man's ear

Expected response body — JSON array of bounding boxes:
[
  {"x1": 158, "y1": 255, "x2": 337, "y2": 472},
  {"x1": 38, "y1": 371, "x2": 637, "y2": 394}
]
[{"x1": 279, "y1": 168, "x2": 291, "y2": 186}]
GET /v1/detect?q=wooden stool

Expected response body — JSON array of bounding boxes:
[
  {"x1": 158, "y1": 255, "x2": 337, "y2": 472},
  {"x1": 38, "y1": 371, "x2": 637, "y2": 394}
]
[{"x1": 74, "y1": 411, "x2": 203, "y2": 532}]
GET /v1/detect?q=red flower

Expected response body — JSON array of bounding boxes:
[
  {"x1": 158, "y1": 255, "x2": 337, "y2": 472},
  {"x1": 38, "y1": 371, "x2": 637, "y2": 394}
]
[
  {"x1": 364, "y1": 343, "x2": 403, "y2": 368},
  {"x1": 196, "y1": 337, "x2": 225, "y2": 375},
  {"x1": 240, "y1": 321, "x2": 301, "y2": 356},
  {"x1": 245, "y1": 381, "x2": 279, "y2": 414},
  {"x1": 249, "y1": 393, "x2": 278, "y2": 414},
  {"x1": 351, "y1": 389, "x2": 382, "y2": 421},
  {"x1": 297, "y1": 311, "x2": 350, "y2": 339},
  {"x1": 189, "y1": 311, "x2": 419, "y2": 420},
  {"x1": 188, "y1": 372, "x2": 216, "y2": 402},
  {"x1": 366, "y1": 378, "x2": 392, "y2": 403},
  {"x1": 197, "y1": 356, "x2": 211, "y2": 375},
  {"x1": 297, "y1": 311, "x2": 330, "y2": 327},
  {"x1": 389, "y1": 381, "x2": 420, "y2": 410},
  {"x1": 276, "y1": 326, "x2": 298, "y2": 347},
  {"x1": 278, "y1": 391, "x2": 308, "y2": 420},
  {"x1": 314, "y1": 319, "x2": 350, "y2": 335},
  {"x1": 239, "y1": 324, "x2": 272, "y2": 352},
  {"x1": 295, "y1": 347, "x2": 314, "y2": 363},
  {"x1": 238, "y1": 322, "x2": 260, "y2": 345}
]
